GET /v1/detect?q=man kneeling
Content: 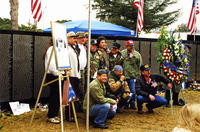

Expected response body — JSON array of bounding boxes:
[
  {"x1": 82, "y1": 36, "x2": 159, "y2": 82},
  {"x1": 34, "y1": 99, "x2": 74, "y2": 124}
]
[
  {"x1": 83, "y1": 69, "x2": 118, "y2": 129},
  {"x1": 135, "y1": 64, "x2": 172, "y2": 114}
]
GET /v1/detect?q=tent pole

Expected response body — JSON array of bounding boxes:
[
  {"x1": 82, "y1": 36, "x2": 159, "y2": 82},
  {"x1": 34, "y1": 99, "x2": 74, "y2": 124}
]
[{"x1": 86, "y1": 0, "x2": 92, "y2": 131}]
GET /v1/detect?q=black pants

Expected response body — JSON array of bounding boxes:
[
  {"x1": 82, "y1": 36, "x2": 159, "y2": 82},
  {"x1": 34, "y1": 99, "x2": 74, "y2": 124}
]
[
  {"x1": 69, "y1": 77, "x2": 82, "y2": 112},
  {"x1": 165, "y1": 90, "x2": 179, "y2": 104},
  {"x1": 47, "y1": 74, "x2": 63, "y2": 118}
]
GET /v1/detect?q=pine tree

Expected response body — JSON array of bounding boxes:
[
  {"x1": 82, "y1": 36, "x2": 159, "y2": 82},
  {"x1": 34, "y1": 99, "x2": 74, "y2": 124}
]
[{"x1": 93, "y1": 0, "x2": 180, "y2": 32}]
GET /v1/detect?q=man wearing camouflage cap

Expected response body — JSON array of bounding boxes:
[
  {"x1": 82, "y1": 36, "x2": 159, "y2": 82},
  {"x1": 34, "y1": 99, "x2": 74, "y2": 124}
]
[
  {"x1": 109, "y1": 42, "x2": 124, "y2": 71},
  {"x1": 121, "y1": 40, "x2": 143, "y2": 109}
]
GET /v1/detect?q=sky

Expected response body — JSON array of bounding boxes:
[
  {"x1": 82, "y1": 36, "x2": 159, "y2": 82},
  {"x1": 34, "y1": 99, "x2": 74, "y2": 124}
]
[{"x1": 0, "y1": 0, "x2": 193, "y2": 30}]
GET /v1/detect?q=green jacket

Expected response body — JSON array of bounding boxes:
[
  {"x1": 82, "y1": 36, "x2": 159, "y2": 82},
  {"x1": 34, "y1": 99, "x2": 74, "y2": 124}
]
[
  {"x1": 88, "y1": 51, "x2": 101, "y2": 78},
  {"x1": 109, "y1": 52, "x2": 123, "y2": 70},
  {"x1": 121, "y1": 49, "x2": 143, "y2": 79},
  {"x1": 83, "y1": 78, "x2": 116, "y2": 111}
]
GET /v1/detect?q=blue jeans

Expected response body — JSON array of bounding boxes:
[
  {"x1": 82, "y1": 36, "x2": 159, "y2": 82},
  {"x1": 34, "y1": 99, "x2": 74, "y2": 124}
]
[
  {"x1": 127, "y1": 79, "x2": 136, "y2": 107},
  {"x1": 89, "y1": 103, "x2": 116, "y2": 125},
  {"x1": 137, "y1": 95, "x2": 167, "y2": 111}
]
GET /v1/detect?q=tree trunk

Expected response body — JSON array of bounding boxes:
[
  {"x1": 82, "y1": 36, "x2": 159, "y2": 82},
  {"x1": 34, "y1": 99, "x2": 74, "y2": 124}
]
[{"x1": 10, "y1": 0, "x2": 19, "y2": 30}]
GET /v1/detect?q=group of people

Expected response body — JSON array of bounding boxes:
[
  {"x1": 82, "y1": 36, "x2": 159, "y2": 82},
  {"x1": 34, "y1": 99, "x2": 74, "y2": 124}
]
[{"x1": 43, "y1": 31, "x2": 186, "y2": 129}]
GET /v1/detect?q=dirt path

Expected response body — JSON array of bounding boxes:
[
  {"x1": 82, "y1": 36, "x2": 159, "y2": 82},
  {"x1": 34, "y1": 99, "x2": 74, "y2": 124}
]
[{"x1": 1, "y1": 90, "x2": 200, "y2": 132}]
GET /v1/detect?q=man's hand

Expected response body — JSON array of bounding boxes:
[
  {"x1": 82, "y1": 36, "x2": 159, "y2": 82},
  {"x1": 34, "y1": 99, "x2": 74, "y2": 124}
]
[
  {"x1": 115, "y1": 99, "x2": 119, "y2": 104},
  {"x1": 120, "y1": 75, "x2": 125, "y2": 82},
  {"x1": 167, "y1": 83, "x2": 173, "y2": 89},
  {"x1": 149, "y1": 94, "x2": 155, "y2": 101},
  {"x1": 97, "y1": 50, "x2": 102, "y2": 56}
]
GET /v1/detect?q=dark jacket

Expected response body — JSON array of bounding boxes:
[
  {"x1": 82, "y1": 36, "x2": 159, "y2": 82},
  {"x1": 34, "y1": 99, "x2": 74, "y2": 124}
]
[{"x1": 135, "y1": 74, "x2": 170, "y2": 98}]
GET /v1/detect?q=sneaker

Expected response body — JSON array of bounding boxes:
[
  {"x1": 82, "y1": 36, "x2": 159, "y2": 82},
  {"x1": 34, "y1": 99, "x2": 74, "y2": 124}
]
[
  {"x1": 146, "y1": 104, "x2": 154, "y2": 113},
  {"x1": 47, "y1": 117, "x2": 60, "y2": 124}
]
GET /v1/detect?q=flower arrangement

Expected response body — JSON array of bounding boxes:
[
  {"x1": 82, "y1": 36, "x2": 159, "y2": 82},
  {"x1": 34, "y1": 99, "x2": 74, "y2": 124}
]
[
  {"x1": 189, "y1": 81, "x2": 200, "y2": 90},
  {"x1": 156, "y1": 27, "x2": 190, "y2": 84}
]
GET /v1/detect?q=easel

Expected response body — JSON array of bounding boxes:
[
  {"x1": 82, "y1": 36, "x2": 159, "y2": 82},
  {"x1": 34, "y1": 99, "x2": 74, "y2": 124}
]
[{"x1": 29, "y1": 22, "x2": 79, "y2": 132}]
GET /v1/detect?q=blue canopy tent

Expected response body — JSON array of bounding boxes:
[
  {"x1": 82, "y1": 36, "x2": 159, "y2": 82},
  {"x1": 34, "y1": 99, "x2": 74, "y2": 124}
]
[{"x1": 43, "y1": 20, "x2": 135, "y2": 37}]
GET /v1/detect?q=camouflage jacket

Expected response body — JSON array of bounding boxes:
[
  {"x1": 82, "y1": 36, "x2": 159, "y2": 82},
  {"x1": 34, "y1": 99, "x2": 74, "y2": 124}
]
[
  {"x1": 121, "y1": 49, "x2": 143, "y2": 79},
  {"x1": 89, "y1": 51, "x2": 102, "y2": 78},
  {"x1": 98, "y1": 49, "x2": 109, "y2": 70},
  {"x1": 109, "y1": 52, "x2": 123, "y2": 70},
  {"x1": 108, "y1": 71, "x2": 130, "y2": 93}
]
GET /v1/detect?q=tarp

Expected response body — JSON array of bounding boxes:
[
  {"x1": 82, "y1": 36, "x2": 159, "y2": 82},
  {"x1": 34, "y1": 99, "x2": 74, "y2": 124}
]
[{"x1": 43, "y1": 20, "x2": 136, "y2": 37}]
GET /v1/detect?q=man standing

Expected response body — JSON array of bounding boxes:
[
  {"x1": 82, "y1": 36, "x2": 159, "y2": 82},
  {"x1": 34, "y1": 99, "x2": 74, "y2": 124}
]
[
  {"x1": 65, "y1": 31, "x2": 80, "y2": 121},
  {"x1": 97, "y1": 36, "x2": 110, "y2": 70},
  {"x1": 136, "y1": 64, "x2": 173, "y2": 114},
  {"x1": 121, "y1": 40, "x2": 143, "y2": 109},
  {"x1": 76, "y1": 32, "x2": 87, "y2": 103},
  {"x1": 83, "y1": 69, "x2": 118, "y2": 129},
  {"x1": 88, "y1": 40, "x2": 102, "y2": 82},
  {"x1": 109, "y1": 42, "x2": 123, "y2": 70}
]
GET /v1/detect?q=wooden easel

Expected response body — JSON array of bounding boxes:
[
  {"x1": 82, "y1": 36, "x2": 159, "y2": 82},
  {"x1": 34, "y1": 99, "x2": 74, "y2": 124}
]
[{"x1": 29, "y1": 22, "x2": 79, "y2": 132}]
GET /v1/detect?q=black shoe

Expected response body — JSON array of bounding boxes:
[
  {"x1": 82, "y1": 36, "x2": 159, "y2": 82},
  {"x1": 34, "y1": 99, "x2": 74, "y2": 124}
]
[
  {"x1": 66, "y1": 117, "x2": 75, "y2": 122},
  {"x1": 130, "y1": 105, "x2": 136, "y2": 110},
  {"x1": 93, "y1": 123, "x2": 108, "y2": 129},
  {"x1": 89, "y1": 117, "x2": 95, "y2": 124},
  {"x1": 116, "y1": 108, "x2": 121, "y2": 113},
  {"x1": 146, "y1": 104, "x2": 154, "y2": 113},
  {"x1": 138, "y1": 110, "x2": 144, "y2": 114},
  {"x1": 173, "y1": 102, "x2": 184, "y2": 106},
  {"x1": 165, "y1": 104, "x2": 170, "y2": 108}
]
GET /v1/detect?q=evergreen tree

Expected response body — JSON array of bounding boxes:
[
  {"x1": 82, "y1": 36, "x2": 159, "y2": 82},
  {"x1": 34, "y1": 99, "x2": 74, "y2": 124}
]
[
  {"x1": 177, "y1": 23, "x2": 190, "y2": 32},
  {"x1": 0, "y1": 18, "x2": 11, "y2": 30},
  {"x1": 93, "y1": 0, "x2": 180, "y2": 32}
]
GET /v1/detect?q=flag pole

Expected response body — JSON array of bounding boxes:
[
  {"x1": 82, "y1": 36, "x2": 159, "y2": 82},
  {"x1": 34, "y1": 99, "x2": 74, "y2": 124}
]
[
  {"x1": 86, "y1": 0, "x2": 92, "y2": 131},
  {"x1": 136, "y1": 10, "x2": 139, "y2": 38},
  {"x1": 194, "y1": 0, "x2": 196, "y2": 42}
]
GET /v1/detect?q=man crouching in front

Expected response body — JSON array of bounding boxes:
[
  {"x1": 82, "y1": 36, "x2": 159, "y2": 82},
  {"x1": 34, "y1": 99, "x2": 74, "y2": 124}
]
[{"x1": 83, "y1": 69, "x2": 118, "y2": 129}]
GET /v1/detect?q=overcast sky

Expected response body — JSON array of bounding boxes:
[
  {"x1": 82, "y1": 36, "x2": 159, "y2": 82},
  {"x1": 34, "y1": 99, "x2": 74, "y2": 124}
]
[{"x1": 0, "y1": 0, "x2": 193, "y2": 30}]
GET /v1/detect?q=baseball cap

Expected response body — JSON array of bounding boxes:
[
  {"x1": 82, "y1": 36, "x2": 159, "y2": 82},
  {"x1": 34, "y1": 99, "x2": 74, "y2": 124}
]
[
  {"x1": 91, "y1": 40, "x2": 97, "y2": 45},
  {"x1": 114, "y1": 65, "x2": 123, "y2": 71},
  {"x1": 76, "y1": 32, "x2": 86, "y2": 38},
  {"x1": 67, "y1": 31, "x2": 77, "y2": 37},
  {"x1": 140, "y1": 64, "x2": 151, "y2": 71},
  {"x1": 112, "y1": 42, "x2": 121, "y2": 49},
  {"x1": 125, "y1": 40, "x2": 134, "y2": 46}
]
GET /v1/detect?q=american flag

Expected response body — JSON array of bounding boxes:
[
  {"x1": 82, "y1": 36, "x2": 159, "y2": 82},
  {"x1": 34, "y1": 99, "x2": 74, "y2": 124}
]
[
  {"x1": 31, "y1": 0, "x2": 42, "y2": 22},
  {"x1": 62, "y1": 80, "x2": 76, "y2": 104},
  {"x1": 133, "y1": 0, "x2": 144, "y2": 32},
  {"x1": 187, "y1": 0, "x2": 199, "y2": 35}
]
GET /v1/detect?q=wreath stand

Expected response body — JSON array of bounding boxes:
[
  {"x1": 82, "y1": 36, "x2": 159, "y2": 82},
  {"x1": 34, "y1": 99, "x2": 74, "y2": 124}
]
[{"x1": 29, "y1": 47, "x2": 80, "y2": 132}]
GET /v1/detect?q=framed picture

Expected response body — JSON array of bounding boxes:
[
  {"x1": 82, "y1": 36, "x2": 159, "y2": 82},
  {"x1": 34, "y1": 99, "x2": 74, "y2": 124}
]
[{"x1": 51, "y1": 22, "x2": 71, "y2": 70}]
